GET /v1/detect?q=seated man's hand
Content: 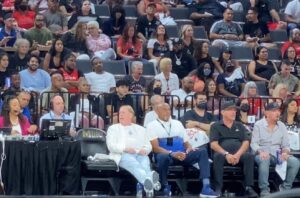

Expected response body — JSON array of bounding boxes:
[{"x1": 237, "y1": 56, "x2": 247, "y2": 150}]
[
  {"x1": 281, "y1": 152, "x2": 289, "y2": 161},
  {"x1": 232, "y1": 153, "x2": 241, "y2": 165},
  {"x1": 124, "y1": 148, "x2": 136, "y2": 154},
  {"x1": 259, "y1": 151, "x2": 270, "y2": 160},
  {"x1": 171, "y1": 152, "x2": 186, "y2": 161},
  {"x1": 225, "y1": 153, "x2": 235, "y2": 165},
  {"x1": 138, "y1": 149, "x2": 147, "y2": 156},
  {"x1": 69, "y1": 128, "x2": 77, "y2": 137}
]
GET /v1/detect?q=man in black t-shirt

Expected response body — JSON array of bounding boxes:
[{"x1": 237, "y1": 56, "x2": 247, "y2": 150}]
[
  {"x1": 181, "y1": 92, "x2": 217, "y2": 134},
  {"x1": 210, "y1": 101, "x2": 257, "y2": 197},
  {"x1": 136, "y1": 3, "x2": 160, "y2": 42},
  {"x1": 106, "y1": 79, "x2": 134, "y2": 123},
  {"x1": 170, "y1": 38, "x2": 196, "y2": 79},
  {"x1": 243, "y1": 7, "x2": 275, "y2": 48}
]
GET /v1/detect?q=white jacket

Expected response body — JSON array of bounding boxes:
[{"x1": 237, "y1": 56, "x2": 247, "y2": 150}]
[{"x1": 106, "y1": 123, "x2": 152, "y2": 165}]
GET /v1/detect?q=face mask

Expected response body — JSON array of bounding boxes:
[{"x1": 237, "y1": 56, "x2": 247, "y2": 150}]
[
  {"x1": 197, "y1": 101, "x2": 207, "y2": 110},
  {"x1": 203, "y1": 69, "x2": 211, "y2": 77},
  {"x1": 240, "y1": 104, "x2": 250, "y2": 112},
  {"x1": 153, "y1": 87, "x2": 161, "y2": 95},
  {"x1": 226, "y1": 66, "x2": 235, "y2": 73},
  {"x1": 19, "y1": 5, "x2": 27, "y2": 11}
]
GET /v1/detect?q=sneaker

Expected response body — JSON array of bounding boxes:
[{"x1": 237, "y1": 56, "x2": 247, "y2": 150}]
[
  {"x1": 152, "y1": 171, "x2": 161, "y2": 191},
  {"x1": 163, "y1": 185, "x2": 172, "y2": 197},
  {"x1": 136, "y1": 182, "x2": 143, "y2": 198},
  {"x1": 200, "y1": 185, "x2": 220, "y2": 198},
  {"x1": 144, "y1": 178, "x2": 154, "y2": 198},
  {"x1": 260, "y1": 190, "x2": 270, "y2": 197},
  {"x1": 244, "y1": 186, "x2": 258, "y2": 198}
]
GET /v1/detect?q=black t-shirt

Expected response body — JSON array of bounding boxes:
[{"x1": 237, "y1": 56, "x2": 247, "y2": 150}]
[
  {"x1": 105, "y1": 93, "x2": 133, "y2": 113},
  {"x1": 255, "y1": 0, "x2": 279, "y2": 23},
  {"x1": 136, "y1": 15, "x2": 160, "y2": 39},
  {"x1": 8, "y1": 53, "x2": 29, "y2": 72},
  {"x1": 290, "y1": 59, "x2": 300, "y2": 79},
  {"x1": 171, "y1": 51, "x2": 196, "y2": 79},
  {"x1": 210, "y1": 121, "x2": 250, "y2": 153},
  {"x1": 183, "y1": 41, "x2": 194, "y2": 56},
  {"x1": 189, "y1": 1, "x2": 225, "y2": 20},
  {"x1": 123, "y1": 75, "x2": 146, "y2": 93},
  {"x1": 181, "y1": 110, "x2": 217, "y2": 127},
  {"x1": 243, "y1": 21, "x2": 269, "y2": 38}
]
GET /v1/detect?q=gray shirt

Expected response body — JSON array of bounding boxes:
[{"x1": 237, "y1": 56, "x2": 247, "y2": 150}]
[
  {"x1": 251, "y1": 117, "x2": 290, "y2": 156},
  {"x1": 210, "y1": 20, "x2": 243, "y2": 36}
]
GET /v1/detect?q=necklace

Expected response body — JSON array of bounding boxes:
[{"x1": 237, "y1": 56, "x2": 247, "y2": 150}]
[
  {"x1": 174, "y1": 53, "x2": 182, "y2": 65},
  {"x1": 10, "y1": 118, "x2": 19, "y2": 126}
]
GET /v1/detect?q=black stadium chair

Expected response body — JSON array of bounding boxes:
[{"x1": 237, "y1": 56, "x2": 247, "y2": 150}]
[
  {"x1": 103, "y1": 60, "x2": 127, "y2": 80},
  {"x1": 95, "y1": 5, "x2": 110, "y2": 19},
  {"x1": 208, "y1": 45, "x2": 222, "y2": 59},
  {"x1": 169, "y1": 7, "x2": 194, "y2": 25},
  {"x1": 231, "y1": 46, "x2": 254, "y2": 62},
  {"x1": 76, "y1": 128, "x2": 120, "y2": 195},
  {"x1": 268, "y1": 47, "x2": 282, "y2": 63},
  {"x1": 124, "y1": 5, "x2": 138, "y2": 19},
  {"x1": 233, "y1": 11, "x2": 246, "y2": 25},
  {"x1": 255, "y1": 81, "x2": 268, "y2": 96},
  {"x1": 76, "y1": 59, "x2": 92, "y2": 74},
  {"x1": 165, "y1": 25, "x2": 179, "y2": 38},
  {"x1": 270, "y1": 30, "x2": 288, "y2": 44},
  {"x1": 193, "y1": 26, "x2": 209, "y2": 41}
]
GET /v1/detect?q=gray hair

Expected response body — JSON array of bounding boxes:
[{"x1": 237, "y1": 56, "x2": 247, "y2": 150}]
[
  {"x1": 131, "y1": 61, "x2": 143, "y2": 70},
  {"x1": 14, "y1": 38, "x2": 30, "y2": 49},
  {"x1": 150, "y1": 94, "x2": 163, "y2": 107},
  {"x1": 87, "y1": 21, "x2": 99, "y2": 29},
  {"x1": 241, "y1": 81, "x2": 257, "y2": 98}
]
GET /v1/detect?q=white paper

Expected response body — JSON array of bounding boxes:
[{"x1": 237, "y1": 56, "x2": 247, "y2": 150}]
[
  {"x1": 185, "y1": 128, "x2": 209, "y2": 148},
  {"x1": 288, "y1": 131, "x2": 300, "y2": 150},
  {"x1": 275, "y1": 161, "x2": 287, "y2": 180}
]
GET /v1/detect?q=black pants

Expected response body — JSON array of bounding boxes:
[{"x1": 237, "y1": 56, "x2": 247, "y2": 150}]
[{"x1": 213, "y1": 152, "x2": 254, "y2": 191}]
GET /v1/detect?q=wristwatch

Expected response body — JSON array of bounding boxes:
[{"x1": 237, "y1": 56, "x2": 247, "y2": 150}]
[
  {"x1": 223, "y1": 151, "x2": 229, "y2": 156},
  {"x1": 169, "y1": 151, "x2": 173, "y2": 157}
]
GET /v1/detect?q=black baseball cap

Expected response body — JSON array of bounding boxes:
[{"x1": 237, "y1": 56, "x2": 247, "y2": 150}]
[
  {"x1": 116, "y1": 79, "x2": 129, "y2": 87},
  {"x1": 221, "y1": 101, "x2": 238, "y2": 111}
]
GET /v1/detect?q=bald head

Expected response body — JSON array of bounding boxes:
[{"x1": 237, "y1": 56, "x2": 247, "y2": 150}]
[
  {"x1": 155, "y1": 103, "x2": 171, "y2": 121},
  {"x1": 182, "y1": 76, "x2": 194, "y2": 92},
  {"x1": 150, "y1": 95, "x2": 164, "y2": 108}
]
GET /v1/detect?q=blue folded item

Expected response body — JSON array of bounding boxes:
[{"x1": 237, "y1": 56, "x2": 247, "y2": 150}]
[{"x1": 158, "y1": 136, "x2": 185, "y2": 152}]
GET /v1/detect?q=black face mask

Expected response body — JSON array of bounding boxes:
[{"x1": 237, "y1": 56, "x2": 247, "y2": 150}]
[
  {"x1": 240, "y1": 104, "x2": 250, "y2": 112},
  {"x1": 19, "y1": 5, "x2": 27, "y2": 11},
  {"x1": 197, "y1": 101, "x2": 207, "y2": 110},
  {"x1": 226, "y1": 66, "x2": 235, "y2": 73},
  {"x1": 153, "y1": 87, "x2": 161, "y2": 95}
]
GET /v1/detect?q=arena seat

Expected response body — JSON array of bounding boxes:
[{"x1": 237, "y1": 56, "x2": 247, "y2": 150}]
[
  {"x1": 76, "y1": 59, "x2": 93, "y2": 74},
  {"x1": 102, "y1": 60, "x2": 127, "y2": 80},
  {"x1": 95, "y1": 5, "x2": 110, "y2": 19}
]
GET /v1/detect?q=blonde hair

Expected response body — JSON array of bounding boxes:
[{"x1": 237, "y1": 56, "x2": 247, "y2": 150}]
[
  {"x1": 120, "y1": 105, "x2": 135, "y2": 115},
  {"x1": 14, "y1": 38, "x2": 30, "y2": 49},
  {"x1": 272, "y1": 83, "x2": 288, "y2": 98},
  {"x1": 180, "y1": 24, "x2": 194, "y2": 40},
  {"x1": 159, "y1": 58, "x2": 172, "y2": 72}
]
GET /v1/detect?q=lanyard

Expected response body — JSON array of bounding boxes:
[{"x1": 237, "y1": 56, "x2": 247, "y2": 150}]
[{"x1": 157, "y1": 119, "x2": 171, "y2": 137}]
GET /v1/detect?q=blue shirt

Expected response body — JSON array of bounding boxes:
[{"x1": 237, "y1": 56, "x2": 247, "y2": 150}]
[
  {"x1": 20, "y1": 69, "x2": 51, "y2": 92},
  {"x1": 39, "y1": 111, "x2": 75, "y2": 129},
  {"x1": 0, "y1": 27, "x2": 16, "y2": 47}
]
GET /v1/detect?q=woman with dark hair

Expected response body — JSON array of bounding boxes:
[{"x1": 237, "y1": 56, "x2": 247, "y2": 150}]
[
  {"x1": 0, "y1": 97, "x2": 33, "y2": 135},
  {"x1": 147, "y1": 24, "x2": 172, "y2": 68},
  {"x1": 62, "y1": 21, "x2": 89, "y2": 59},
  {"x1": 13, "y1": 0, "x2": 36, "y2": 29},
  {"x1": 283, "y1": 46, "x2": 300, "y2": 79},
  {"x1": 216, "y1": 48, "x2": 239, "y2": 70},
  {"x1": 116, "y1": 23, "x2": 143, "y2": 61},
  {"x1": 0, "y1": 52, "x2": 11, "y2": 89},
  {"x1": 248, "y1": 46, "x2": 278, "y2": 82},
  {"x1": 189, "y1": 62, "x2": 213, "y2": 92},
  {"x1": 281, "y1": 98, "x2": 299, "y2": 132},
  {"x1": 204, "y1": 78, "x2": 219, "y2": 115},
  {"x1": 67, "y1": 0, "x2": 101, "y2": 29},
  {"x1": 101, "y1": 5, "x2": 127, "y2": 37},
  {"x1": 43, "y1": 38, "x2": 72, "y2": 72},
  {"x1": 146, "y1": 79, "x2": 162, "y2": 96},
  {"x1": 194, "y1": 41, "x2": 222, "y2": 74},
  {"x1": 236, "y1": 98, "x2": 254, "y2": 132}
]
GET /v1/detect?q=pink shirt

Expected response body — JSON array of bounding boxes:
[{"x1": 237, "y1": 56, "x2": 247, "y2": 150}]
[
  {"x1": 86, "y1": 34, "x2": 111, "y2": 54},
  {"x1": 0, "y1": 116, "x2": 31, "y2": 136}
]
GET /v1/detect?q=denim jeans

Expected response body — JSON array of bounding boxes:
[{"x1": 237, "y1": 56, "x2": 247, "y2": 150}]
[
  {"x1": 155, "y1": 147, "x2": 210, "y2": 186},
  {"x1": 255, "y1": 155, "x2": 300, "y2": 192},
  {"x1": 119, "y1": 153, "x2": 152, "y2": 184}
]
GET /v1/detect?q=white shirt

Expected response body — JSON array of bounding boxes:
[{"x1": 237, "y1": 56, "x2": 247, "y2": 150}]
[
  {"x1": 171, "y1": 89, "x2": 194, "y2": 119},
  {"x1": 147, "y1": 118, "x2": 188, "y2": 142},
  {"x1": 85, "y1": 72, "x2": 116, "y2": 93},
  {"x1": 143, "y1": 110, "x2": 158, "y2": 127},
  {"x1": 12, "y1": 124, "x2": 22, "y2": 135},
  {"x1": 284, "y1": 0, "x2": 300, "y2": 19},
  {"x1": 154, "y1": 72, "x2": 179, "y2": 95}
]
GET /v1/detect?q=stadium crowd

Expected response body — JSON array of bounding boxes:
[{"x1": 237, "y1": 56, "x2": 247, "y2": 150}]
[{"x1": 0, "y1": 0, "x2": 300, "y2": 197}]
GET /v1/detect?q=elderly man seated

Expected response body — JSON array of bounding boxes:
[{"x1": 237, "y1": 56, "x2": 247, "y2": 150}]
[{"x1": 106, "y1": 105, "x2": 161, "y2": 198}]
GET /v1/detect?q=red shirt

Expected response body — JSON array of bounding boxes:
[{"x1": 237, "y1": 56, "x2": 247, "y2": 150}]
[
  {"x1": 61, "y1": 68, "x2": 80, "y2": 93},
  {"x1": 13, "y1": 11, "x2": 36, "y2": 29},
  {"x1": 117, "y1": 37, "x2": 142, "y2": 58},
  {"x1": 281, "y1": 41, "x2": 300, "y2": 58}
]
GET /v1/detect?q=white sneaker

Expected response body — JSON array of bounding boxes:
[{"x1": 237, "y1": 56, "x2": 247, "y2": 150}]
[
  {"x1": 152, "y1": 171, "x2": 161, "y2": 191},
  {"x1": 144, "y1": 178, "x2": 154, "y2": 198}
]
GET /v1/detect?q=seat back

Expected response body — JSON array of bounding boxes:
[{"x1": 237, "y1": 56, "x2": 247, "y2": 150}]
[
  {"x1": 169, "y1": 7, "x2": 190, "y2": 20},
  {"x1": 193, "y1": 26, "x2": 209, "y2": 41},
  {"x1": 231, "y1": 46, "x2": 254, "y2": 61},
  {"x1": 255, "y1": 81, "x2": 268, "y2": 96},
  {"x1": 76, "y1": 128, "x2": 108, "y2": 159},
  {"x1": 209, "y1": 45, "x2": 222, "y2": 59},
  {"x1": 165, "y1": 25, "x2": 179, "y2": 38},
  {"x1": 124, "y1": 5, "x2": 138, "y2": 19},
  {"x1": 270, "y1": 30, "x2": 288, "y2": 43},
  {"x1": 103, "y1": 60, "x2": 126, "y2": 76},
  {"x1": 76, "y1": 59, "x2": 92, "y2": 74},
  {"x1": 268, "y1": 47, "x2": 282, "y2": 63},
  {"x1": 95, "y1": 5, "x2": 110, "y2": 19}
]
